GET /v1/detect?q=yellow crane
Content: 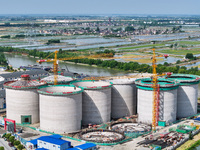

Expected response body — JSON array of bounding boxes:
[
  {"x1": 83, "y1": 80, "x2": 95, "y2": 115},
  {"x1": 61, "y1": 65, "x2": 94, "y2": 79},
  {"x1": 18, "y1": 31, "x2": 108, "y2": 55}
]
[
  {"x1": 36, "y1": 50, "x2": 113, "y2": 85},
  {"x1": 151, "y1": 48, "x2": 169, "y2": 131},
  {"x1": 152, "y1": 48, "x2": 159, "y2": 131}
]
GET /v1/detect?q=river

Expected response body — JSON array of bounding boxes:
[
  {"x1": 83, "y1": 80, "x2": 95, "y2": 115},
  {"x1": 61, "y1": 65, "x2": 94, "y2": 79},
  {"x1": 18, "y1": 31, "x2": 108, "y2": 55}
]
[
  {"x1": 4, "y1": 53, "x2": 128, "y2": 77},
  {"x1": 4, "y1": 53, "x2": 200, "y2": 98}
]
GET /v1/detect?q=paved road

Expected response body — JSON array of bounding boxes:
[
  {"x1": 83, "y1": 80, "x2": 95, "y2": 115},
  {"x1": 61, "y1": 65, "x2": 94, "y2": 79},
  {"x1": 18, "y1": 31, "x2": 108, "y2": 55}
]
[{"x1": 0, "y1": 138, "x2": 12, "y2": 150}]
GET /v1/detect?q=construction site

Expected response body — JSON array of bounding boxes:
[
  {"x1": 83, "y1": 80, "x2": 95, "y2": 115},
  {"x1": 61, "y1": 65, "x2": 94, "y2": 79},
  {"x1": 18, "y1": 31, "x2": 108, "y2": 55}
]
[{"x1": 1, "y1": 49, "x2": 200, "y2": 150}]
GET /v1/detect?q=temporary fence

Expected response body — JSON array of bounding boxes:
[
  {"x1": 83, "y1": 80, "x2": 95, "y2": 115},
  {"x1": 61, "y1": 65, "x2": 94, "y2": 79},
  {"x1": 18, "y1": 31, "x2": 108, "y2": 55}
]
[{"x1": 13, "y1": 133, "x2": 27, "y2": 145}]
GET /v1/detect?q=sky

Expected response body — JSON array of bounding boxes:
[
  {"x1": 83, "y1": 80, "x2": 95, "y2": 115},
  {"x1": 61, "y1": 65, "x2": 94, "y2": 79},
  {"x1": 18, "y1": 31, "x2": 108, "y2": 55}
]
[{"x1": 0, "y1": 0, "x2": 200, "y2": 15}]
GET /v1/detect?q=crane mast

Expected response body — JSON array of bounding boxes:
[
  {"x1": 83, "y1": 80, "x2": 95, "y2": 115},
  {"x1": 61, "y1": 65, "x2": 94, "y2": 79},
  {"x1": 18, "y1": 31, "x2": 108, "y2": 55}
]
[
  {"x1": 53, "y1": 51, "x2": 58, "y2": 85},
  {"x1": 152, "y1": 48, "x2": 160, "y2": 131}
]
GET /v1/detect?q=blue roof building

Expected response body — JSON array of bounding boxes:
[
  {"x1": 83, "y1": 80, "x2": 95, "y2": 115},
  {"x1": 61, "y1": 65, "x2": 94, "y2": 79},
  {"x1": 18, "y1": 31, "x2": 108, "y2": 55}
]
[
  {"x1": 26, "y1": 135, "x2": 71, "y2": 150},
  {"x1": 74, "y1": 143, "x2": 97, "y2": 150},
  {"x1": 26, "y1": 139, "x2": 38, "y2": 149},
  {"x1": 49, "y1": 134, "x2": 62, "y2": 139},
  {"x1": 37, "y1": 136, "x2": 71, "y2": 150}
]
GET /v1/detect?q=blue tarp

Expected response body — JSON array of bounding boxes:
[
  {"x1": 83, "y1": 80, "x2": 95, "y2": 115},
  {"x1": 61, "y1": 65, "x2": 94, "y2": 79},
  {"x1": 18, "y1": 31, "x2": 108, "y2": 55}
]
[{"x1": 194, "y1": 117, "x2": 200, "y2": 121}]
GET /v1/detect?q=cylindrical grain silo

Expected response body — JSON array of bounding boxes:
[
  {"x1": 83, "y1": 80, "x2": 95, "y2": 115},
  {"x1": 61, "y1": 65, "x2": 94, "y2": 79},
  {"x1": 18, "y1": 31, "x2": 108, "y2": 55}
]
[
  {"x1": 108, "y1": 78, "x2": 137, "y2": 119},
  {"x1": 166, "y1": 74, "x2": 200, "y2": 119},
  {"x1": 72, "y1": 80, "x2": 112, "y2": 125},
  {"x1": 38, "y1": 85, "x2": 83, "y2": 133},
  {"x1": 135, "y1": 78, "x2": 179, "y2": 124},
  {"x1": 4, "y1": 74, "x2": 46, "y2": 124},
  {"x1": 41, "y1": 75, "x2": 74, "y2": 85},
  {"x1": 0, "y1": 76, "x2": 5, "y2": 108}
]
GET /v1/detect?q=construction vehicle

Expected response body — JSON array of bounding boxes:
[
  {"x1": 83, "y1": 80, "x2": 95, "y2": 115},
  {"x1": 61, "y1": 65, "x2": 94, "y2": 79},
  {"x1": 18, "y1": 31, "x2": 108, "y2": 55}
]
[{"x1": 36, "y1": 50, "x2": 113, "y2": 85}]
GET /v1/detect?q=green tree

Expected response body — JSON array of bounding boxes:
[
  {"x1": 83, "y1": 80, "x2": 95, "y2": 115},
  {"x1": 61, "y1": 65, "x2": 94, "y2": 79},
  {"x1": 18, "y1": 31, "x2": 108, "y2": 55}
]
[
  {"x1": 14, "y1": 140, "x2": 20, "y2": 146},
  {"x1": 1, "y1": 35, "x2": 10, "y2": 38},
  {"x1": 59, "y1": 48, "x2": 63, "y2": 54},
  {"x1": 185, "y1": 53, "x2": 194, "y2": 59},
  {"x1": 17, "y1": 144, "x2": 24, "y2": 150},
  {"x1": 189, "y1": 132, "x2": 193, "y2": 140},
  {"x1": 5, "y1": 133, "x2": 11, "y2": 139},
  {"x1": 176, "y1": 60, "x2": 181, "y2": 64},
  {"x1": 0, "y1": 146, "x2": 4, "y2": 150},
  {"x1": 9, "y1": 136, "x2": 15, "y2": 144},
  {"x1": 125, "y1": 26, "x2": 135, "y2": 32},
  {"x1": 96, "y1": 27, "x2": 100, "y2": 32}
]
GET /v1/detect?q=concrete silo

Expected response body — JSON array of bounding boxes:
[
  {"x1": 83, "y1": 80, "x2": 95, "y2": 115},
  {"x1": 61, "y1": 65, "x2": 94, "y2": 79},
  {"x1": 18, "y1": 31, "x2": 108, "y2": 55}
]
[
  {"x1": 4, "y1": 74, "x2": 46, "y2": 124},
  {"x1": 41, "y1": 75, "x2": 74, "y2": 85},
  {"x1": 72, "y1": 80, "x2": 112, "y2": 125},
  {"x1": 135, "y1": 78, "x2": 179, "y2": 124},
  {"x1": 166, "y1": 74, "x2": 200, "y2": 118},
  {"x1": 38, "y1": 85, "x2": 83, "y2": 133},
  {"x1": 108, "y1": 78, "x2": 137, "y2": 119},
  {"x1": 0, "y1": 76, "x2": 5, "y2": 108}
]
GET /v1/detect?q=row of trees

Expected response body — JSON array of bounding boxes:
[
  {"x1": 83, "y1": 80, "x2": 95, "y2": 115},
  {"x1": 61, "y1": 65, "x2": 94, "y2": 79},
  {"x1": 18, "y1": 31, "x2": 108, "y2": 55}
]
[
  {"x1": 0, "y1": 53, "x2": 7, "y2": 65},
  {"x1": 70, "y1": 58, "x2": 200, "y2": 76},
  {"x1": 46, "y1": 39, "x2": 60, "y2": 45},
  {"x1": 2, "y1": 133, "x2": 24, "y2": 150},
  {"x1": 1, "y1": 34, "x2": 55, "y2": 39},
  {"x1": 1, "y1": 46, "x2": 200, "y2": 76}
]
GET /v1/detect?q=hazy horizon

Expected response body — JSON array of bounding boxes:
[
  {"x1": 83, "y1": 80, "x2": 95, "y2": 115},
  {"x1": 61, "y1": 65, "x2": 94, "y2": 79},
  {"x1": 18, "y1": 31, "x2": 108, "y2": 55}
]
[{"x1": 1, "y1": 0, "x2": 200, "y2": 15}]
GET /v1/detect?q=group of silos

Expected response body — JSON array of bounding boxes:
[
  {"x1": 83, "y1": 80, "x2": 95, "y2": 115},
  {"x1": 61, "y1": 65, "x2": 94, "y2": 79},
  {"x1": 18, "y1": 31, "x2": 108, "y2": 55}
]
[
  {"x1": 135, "y1": 74, "x2": 200, "y2": 124},
  {"x1": 4, "y1": 73, "x2": 200, "y2": 134},
  {"x1": 4, "y1": 74, "x2": 139, "y2": 133}
]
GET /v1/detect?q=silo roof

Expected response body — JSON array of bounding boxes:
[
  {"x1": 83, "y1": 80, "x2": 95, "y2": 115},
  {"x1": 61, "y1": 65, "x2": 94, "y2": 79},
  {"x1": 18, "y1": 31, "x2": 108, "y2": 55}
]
[
  {"x1": 72, "y1": 80, "x2": 112, "y2": 90},
  {"x1": 165, "y1": 74, "x2": 200, "y2": 85},
  {"x1": 37, "y1": 85, "x2": 83, "y2": 96},
  {"x1": 41, "y1": 75, "x2": 74, "y2": 84},
  {"x1": 135, "y1": 78, "x2": 179, "y2": 91},
  {"x1": 4, "y1": 80, "x2": 46, "y2": 89},
  {"x1": 4, "y1": 74, "x2": 46, "y2": 89},
  {"x1": 108, "y1": 78, "x2": 135, "y2": 85}
]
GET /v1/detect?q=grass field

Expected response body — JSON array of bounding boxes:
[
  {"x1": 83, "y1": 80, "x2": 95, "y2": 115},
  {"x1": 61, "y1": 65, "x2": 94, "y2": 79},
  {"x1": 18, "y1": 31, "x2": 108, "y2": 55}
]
[
  {"x1": 125, "y1": 57, "x2": 163, "y2": 63},
  {"x1": 159, "y1": 49, "x2": 200, "y2": 55},
  {"x1": 170, "y1": 40, "x2": 200, "y2": 45},
  {"x1": 119, "y1": 44, "x2": 165, "y2": 50},
  {"x1": 177, "y1": 133, "x2": 200, "y2": 150}
]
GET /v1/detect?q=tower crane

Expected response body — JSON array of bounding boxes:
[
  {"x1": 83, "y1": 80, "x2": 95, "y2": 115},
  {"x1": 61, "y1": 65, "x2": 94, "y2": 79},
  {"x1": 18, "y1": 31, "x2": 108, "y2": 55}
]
[
  {"x1": 151, "y1": 48, "x2": 169, "y2": 131},
  {"x1": 36, "y1": 50, "x2": 113, "y2": 85}
]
